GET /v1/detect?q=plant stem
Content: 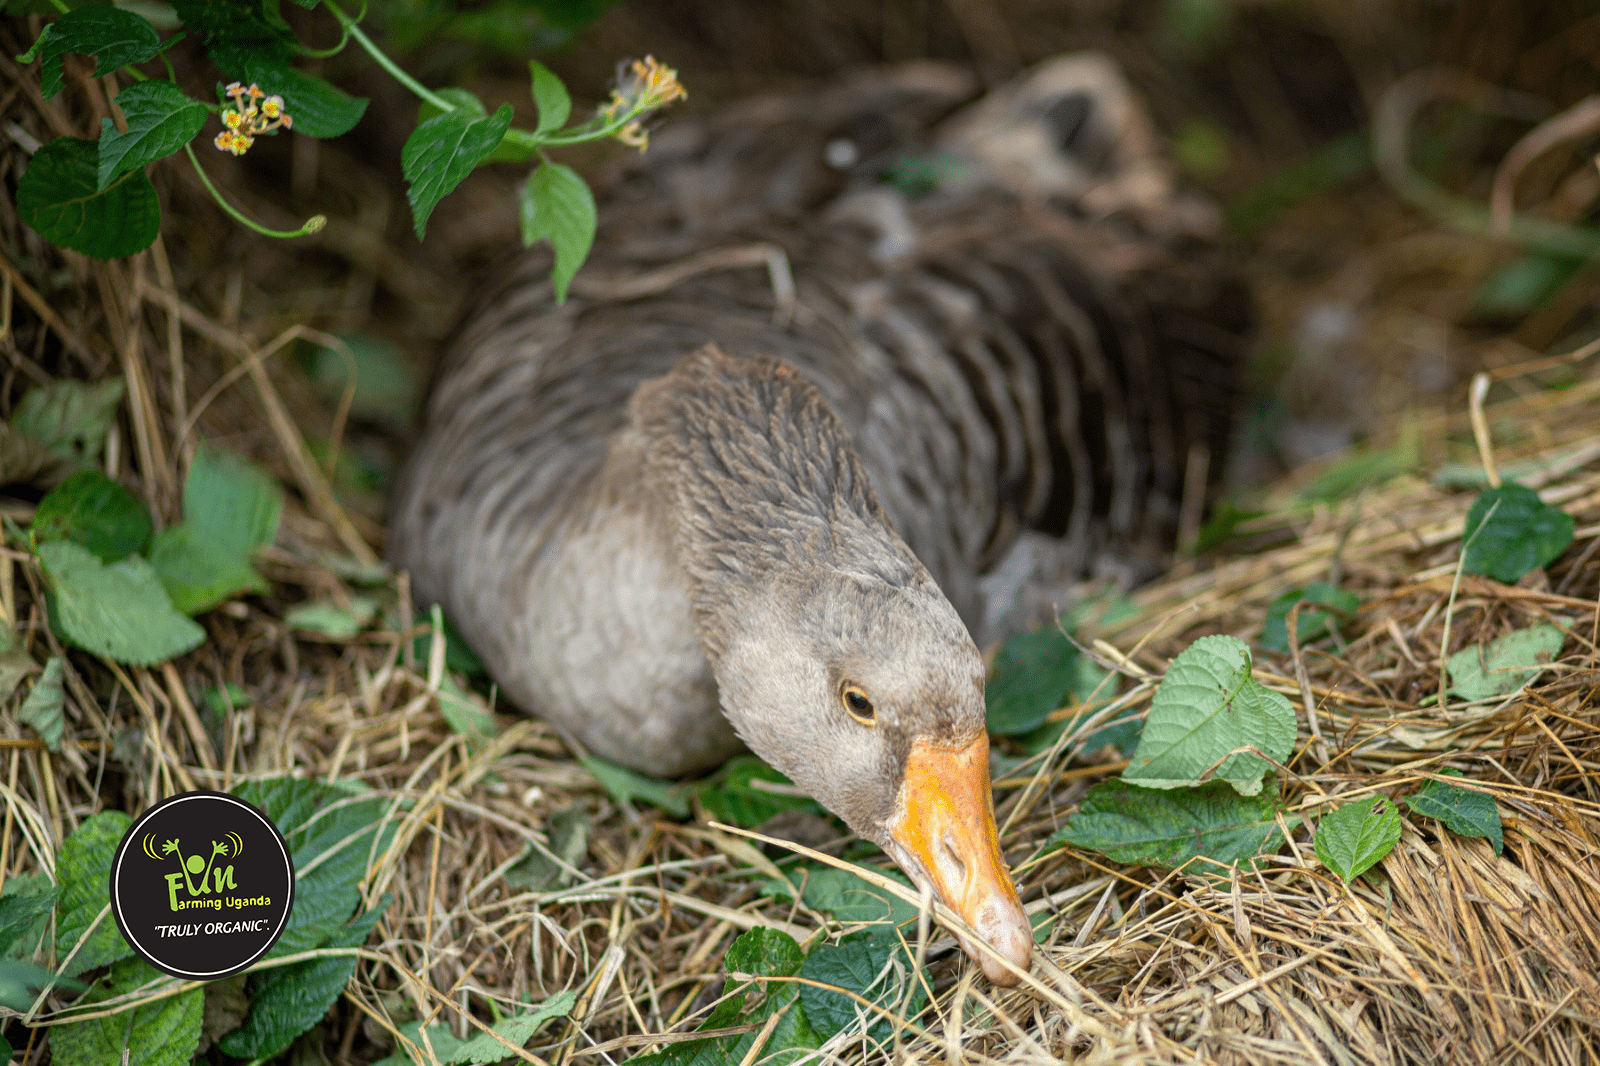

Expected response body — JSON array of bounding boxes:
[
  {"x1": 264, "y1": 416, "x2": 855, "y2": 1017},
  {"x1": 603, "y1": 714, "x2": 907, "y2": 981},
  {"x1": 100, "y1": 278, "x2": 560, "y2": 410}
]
[
  {"x1": 322, "y1": 0, "x2": 452, "y2": 112},
  {"x1": 184, "y1": 145, "x2": 326, "y2": 240}
]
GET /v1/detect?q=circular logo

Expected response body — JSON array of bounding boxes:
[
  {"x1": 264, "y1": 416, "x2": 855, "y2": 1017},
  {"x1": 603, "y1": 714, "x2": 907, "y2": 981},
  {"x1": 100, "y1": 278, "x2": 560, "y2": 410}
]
[{"x1": 110, "y1": 791, "x2": 295, "y2": 980}]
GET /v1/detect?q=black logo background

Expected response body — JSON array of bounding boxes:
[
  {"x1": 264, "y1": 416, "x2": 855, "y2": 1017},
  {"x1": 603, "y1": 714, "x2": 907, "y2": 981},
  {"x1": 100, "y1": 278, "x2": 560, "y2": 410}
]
[{"x1": 110, "y1": 791, "x2": 295, "y2": 980}]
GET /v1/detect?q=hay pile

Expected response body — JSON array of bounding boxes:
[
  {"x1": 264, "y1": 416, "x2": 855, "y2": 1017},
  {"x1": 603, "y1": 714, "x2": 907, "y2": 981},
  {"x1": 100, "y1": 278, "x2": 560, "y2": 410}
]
[{"x1": 3, "y1": 5, "x2": 1600, "y2": 1065}]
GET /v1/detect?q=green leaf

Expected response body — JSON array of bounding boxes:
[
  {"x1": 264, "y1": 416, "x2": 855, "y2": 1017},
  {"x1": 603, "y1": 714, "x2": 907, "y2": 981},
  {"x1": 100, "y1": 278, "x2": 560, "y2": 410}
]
[
  {"x1": 17, "y1": 5, "x2": 162, "y2": 99},
  {"x1": 10, "y1": 376, "x2": 125, "y2": 469},
  {"x1": 33, "y1": 470, "x2": 153, "y2": 562},
  {"x1": 0, "y1": 877, "x2": 58, "y2": 958},
  {"x1": 437, "y1": 675, "x2": 496, "y2": 747},
  {"x1": 41, "y1": 541, "x2": 205, "y2": 666},
  {"x1": 1049, "y1": 779, "x2": 1291, "y2": 870},
  {"x1": 1124, "y1": 634, "x2": 1297, "y2": 796},
  {"x1": 799, "y1": 935, "x2": 925, "y2": 1044},
  {"x1": 18, "y1": 656, "x2": 65, "y2": 753},
  {"x1": 402, "y1": 104, "x2": 515, "y2": 240},
  {"x1": 504, "y1": 807, "x2": 589, "y2": 892},
  {"x1": 1295, "y1": 445, "x2": 1410, "y2": 504},
  {"x1": 985, "y1": 624, "x2": 1080, "y2": 735},
  {"x1": 697, "y1": 757, "x2": 823, "y2": 828},
  {"x1": 217, "y1": 900, "x2": 388, "y2": 1059},
  {"x1": 230, "y1": 778, "x2": 398, "y2": 961},
  {"x1": 1260, "y1": 582, "x2": 1360, "y2": 653},
  {"x1": 54, "y1": 811, "x2": 135, "y2": 978},
  {"x1": 763, "y1": 866, "x2": 918, "y2": 927},
  {"x1": 417, "y1": 87, "x2": 487, "y2": 124},
  {"x1": 528, "y1": 60, "x2": 571, "y2": 133},
  {"x1": 373, "y1": 1020, "x2": 466, "y2": 1066},
  {"x1": 1446, "y1": 623, "x2": 1565, "y2": 702},
  {"x1": 445, "y1": 990, "x2": 576, "y2": 1063},
  {"x1": 233, "y1": 58, "x2": 370, "y2": 139},
  {"x1": 17, "y1": 138, "x2": 161, "y2": 259},
  {"x1": 1404, "y1": 771, "x2": 1503, "y2": 855},
  {"x1": 303, "y1": 333, "x2": 420, "y2": 433},
  {"x1": 185, "y1": 445, "x2": 283, "y2": 557},
  {"x1": 167, "y1": 0, "x2": 296, "y2": 72},
  {"x1": 0, "y1": 423, "x2": 73, "y2": 487},
  {"x1": 147, "y1": 525, "x2": 265, "y2": 615},
  {"x1": 628, "y1": 928, "x2": 817, "y2": 1066},
  {"x1": 1473, "y1": 253, "x2": 1584, "y2": 316},
  {"x1": 519, "y1": 160, "x2": 596, "y2": 302},
  {"x1": 0, "y1": 624, "x2": 33, "y2": 706},
  {"x1": 1461, "y1": 483, "x2": 1574, "y2": 583},
  {"x1": 1314, "y1": 797, "x2": 1402, "y2": 882},
  {"x1": 410, "y1": 609, "x2": 487, "y2": 679},
  {"x1": 51, "y1": 958, "x2": 200, "y2": 1066},
  {"x1": 285, "y1": 597, "x2": 377, "y2": 639},
  {"x1": 98, "y1": 80, "x2": 208, "y2": 190},
  {"x1": 582, "y1": 756, "x2": 693, "y2": 818},
  {"x1": 0, "y1": 957, "x2": 55, "y2": 1011}
]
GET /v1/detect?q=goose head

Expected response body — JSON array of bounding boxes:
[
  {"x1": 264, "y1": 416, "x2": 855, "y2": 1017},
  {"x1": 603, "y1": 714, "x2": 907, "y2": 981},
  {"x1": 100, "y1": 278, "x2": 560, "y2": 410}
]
[{"x1": 633, "y1": 346, "x2": 1033, "y2": 984}]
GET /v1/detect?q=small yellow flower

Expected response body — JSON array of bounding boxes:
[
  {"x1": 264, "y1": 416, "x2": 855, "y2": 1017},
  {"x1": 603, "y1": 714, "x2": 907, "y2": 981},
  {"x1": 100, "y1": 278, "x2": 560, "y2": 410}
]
[
  {"x1": 261, "y1": 95, "x2": 283, "y2": 119},
  {"x1": 225, "y1": 82, "x2": 246, "y2": 99},
  {"x1": 213, "y1": 82, "x2": 293, "y2": 156},
  {"x1": 222, "y1": 109, "x2": 243, "y2": 130}
]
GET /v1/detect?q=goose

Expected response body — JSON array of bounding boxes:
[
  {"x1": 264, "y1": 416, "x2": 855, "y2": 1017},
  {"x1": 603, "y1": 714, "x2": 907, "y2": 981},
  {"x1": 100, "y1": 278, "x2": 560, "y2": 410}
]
[{"x1": 389, "y1": 54, "x2": 1251, "y2": 985}]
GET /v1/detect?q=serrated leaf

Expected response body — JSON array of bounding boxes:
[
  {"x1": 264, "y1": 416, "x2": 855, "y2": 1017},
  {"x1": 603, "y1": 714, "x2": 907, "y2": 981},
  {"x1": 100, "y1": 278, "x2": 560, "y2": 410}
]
[
  {"x1": 373, "y1": 1020, "x2": 466, "y2": 1066},
  {"x1": 519, "y1": 161, "x2": 596, "y2": 302},
  {"x1": 528, "y1": 60, "x2": 571, "y2": 133},
  {"x1": 217, "y1": 900, "x2": 387, "y2": 1059},
  {"x1": 1124, "y1": 634, "x2": 1297, "y2": 796},
  {"x1": 51, "y1": 957, "x2": 201, "y2": 1066},
  {"x1": 504, "y1": 807, "x2": 588, "y2": 892},
  {"x1": 799, "y1": 935, "x2": 926, "y2": 1044},
  {"x1": 285, "y1": 597, "x2": 376, "y2": 639},
  {"x1": 19, "y1": 656, "x2": 65, "y2": 753},
  {"x1": 10, "y1": 376, "x2": 124, "y2": 470},
  {"x1": 167, "y1": 0, "x2": 296, "y2": 72},
  {"x1": 402, "y1": 104, "x2": 514, "y2": 240},
  {"x1": 1461, "y1": 483, "x2": 1574, "y2": 584},
  {"x1": 698, "y1": 756, "x2": 823, "y2": 828},
  {"x1": 1405, "y1": 770, "x2": 1503, "y2": 855},
  {"x1": 763, "y1": 866, "x2": 918, "y2": 927},
  {"x1": 41, "y1": 541, "x2": 205, "y2": 666},
  {"x1": 55, "y1": 811, "x2": 135, "y2": 977},
  {"x1": 1446, "y1": 623, "x2": 1565, "y2": 702},
  {"x1": 18, "y1": 5, "x2": 162, "y2": 99},
  {"x1": 985, "y1": 624, "x2": 1080, "y2": 735},
  {"x1": 98, "y1": 80, "x2": 207, "y2": 190},
  {"x1": 1314, "y1": 797, "x2": 1401, "y2": 882},
  {"x1": 1260, "y1": 582, "x2": 1360, "y2": 653},
  {"x1": 147, "y1": 524, "x2": 265, "y2": 615},
  {"x1": 33, "y1": 470, "x2": 152, "y2": 562},
  {"x1": 446, "y1": 990, "x2": 576, "y2": 1063},
  {"x1": 1049, "y1": 779, "x2": 1291, "y2": 869},
  {"x1": 184, "y1": 445, "x2": 283, "y2": 557},
  {"x1": 582, "y1": 756, "x2": 693, "y2": 818},
  {"x1": 417, "y1": 86, "x2": 487, "y2": 124},
  {"x1": 17, "y1": 138, "x2": 161, "y2": 259},
  {"x1": 0, "y1": 878, "x2": 58, "y2": 958},
  {"x1": 233, "y1": 57, "x2": 370, "y2": 139},
  {"x1": 230, "y1": 778, "x2": 398, "y2": 961}
]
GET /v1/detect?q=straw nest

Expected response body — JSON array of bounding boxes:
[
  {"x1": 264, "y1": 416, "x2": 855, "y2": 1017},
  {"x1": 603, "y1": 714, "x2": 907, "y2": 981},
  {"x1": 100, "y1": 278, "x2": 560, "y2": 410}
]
[{"x1": 3, "y1": 8, "x2": 1599, "y2": 1065}]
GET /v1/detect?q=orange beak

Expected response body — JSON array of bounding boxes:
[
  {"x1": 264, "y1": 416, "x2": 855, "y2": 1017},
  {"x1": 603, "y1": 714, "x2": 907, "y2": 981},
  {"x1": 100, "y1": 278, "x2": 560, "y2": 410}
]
[{"x1": 886, "y1": 734, "x2": 1032, "y2": 985}]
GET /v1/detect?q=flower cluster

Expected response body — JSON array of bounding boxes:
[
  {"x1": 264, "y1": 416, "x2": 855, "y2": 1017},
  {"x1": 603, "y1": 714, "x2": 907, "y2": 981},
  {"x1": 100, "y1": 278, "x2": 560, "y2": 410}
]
[
  {"x1": 213, "y1": 83, "x2": 293, "y2": 156},
  {"x1": 601, "y1": 56, "x2": 686, "y2": 151}
]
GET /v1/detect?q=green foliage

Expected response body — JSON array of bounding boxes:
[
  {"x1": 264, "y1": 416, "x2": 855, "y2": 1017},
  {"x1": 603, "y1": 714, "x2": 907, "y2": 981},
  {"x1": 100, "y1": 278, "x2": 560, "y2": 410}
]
[
  {"x1": 1051, "y1": 779, "x2": 1292, "y2": 870},
  {"x1": 149, "y1": 444, "x2": 283, "y2": 614},
  {"x1": 985, "y1": 624, "x2": 1083, "y2": 735},
  {"x1": 528, "y1": 59, "x2": 572, "y2": 133},
  {"x1": 1260, "y1": 581, "x2": 1360, "y2": 653},
  {"x1": 33, "y1": 471, "x2": 152, "y2": 563},
  {"x1": 1474, "y1": 253, "x2": 1585, "y2": 317},
  {"x1": 285, "y1": 597, "x2": 377, "y2": 638},
  {"x1": 436, "y1": 675, "x2": 497, "y2": 746},
  {"x1": 0, "y1": 957, "x2": 56, "y2": 1012},
  {"x1": 304, "y1": 334, "x2": 421, "y2": 433},
  {"x1": 40, "y1": 541, "x2": 206, "y2": 666},
  {"x1": 1314, "y1": 797, "x2": 1402, "y2": 882},
  {"x1": 519, "y1": 161, "x2": 598, "y2": 302},
  {"x1": 410, "y1": 608, "x2": 488, "y2": 679},
  {"x1": 16, "y1": 138, "x2": 161, "y2": 259},
  {"x1": 1125, "y1": 634, "x2": 1297, "y2": 796},
  {"x1": 9, "y1": 376, "x2": 125, "y2": 473},
  {"x1": 0, "y1": 877, "x2": 57, "y2": 959},
  {"x1": 763, "y1": 866, "x2": 918, "y2": 928},
  {"x1": 697, "y1": 757, "x2": 824, "y2": 828},
  {"x1": 1461, "y1": 483, "x2": 1574, "y2": 583},
  {"x1": 1446, "y1": 623, "x2": 1565, "y2": 702},
  {"x1": 98, "y1": 81, "x2": 208, "y2": 190},
  {"x1": 1405, "y1": 771, "x2": 1503, "y2": 855},
  {"x1": 1225, "y1": 133, "x2": 1370, "y2": 237},
  {"x1": 403, "y1": 103, "x2": 515, "y2": 239},
  {"x1": 582, "y1": 756, "x2": 695, "y2": 818},
  {"x1": 16, "y1": 4, "x2": 162, "y2": 98},
  {"x1": 373, "y1": 1020, "x2": 465, "y2": 1066},
  {"x1": 798, "y1": 935, "x2": 925, "y2": 1044},
  {"x1": 232, "y1": 57, "x2": 370, "y2": 139},
  {"x1": 505, "y1": 807, "x2": 589, "y2": 891},
  {"x1": 49, "y1": 957, "x2": 202, "y2": 1066},
  {"x1": 444, "y1": 991, "x2": 576, "y2": 1063},
  {"x1": 54, "y1": 811, "x2": 135, "y2": 978},
  {"x1": 18, "y1": 656, "x2": 65, "y2": 753}
]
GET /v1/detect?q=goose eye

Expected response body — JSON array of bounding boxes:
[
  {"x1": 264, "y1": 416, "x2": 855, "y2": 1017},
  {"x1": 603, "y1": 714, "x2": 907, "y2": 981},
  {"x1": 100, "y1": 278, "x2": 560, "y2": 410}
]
[{"x1": 841, "y1": 684, "x2": 875, "y2": 724}]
